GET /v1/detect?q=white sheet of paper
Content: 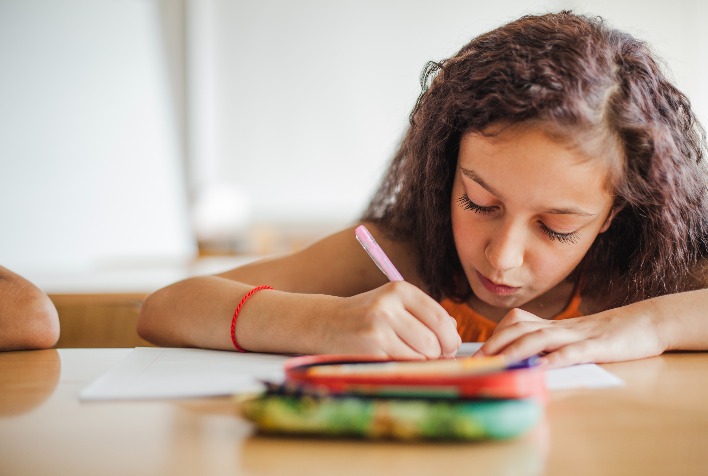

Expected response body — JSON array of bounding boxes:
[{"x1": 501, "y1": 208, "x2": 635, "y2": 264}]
[
  {"x1": 80, "y1": 344, "x2": 621, "y2": 401},
  {"x1": 544, "y1": 363, "x2": 623, "y2": 389},
  {"x1": 79, "y1": 347, "x2": 289, "y2": 400}
]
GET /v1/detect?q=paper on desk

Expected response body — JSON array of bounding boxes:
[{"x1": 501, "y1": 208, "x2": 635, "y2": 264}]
[
  {"x1": 80, "y1": 344, "x2": 621, "y2": 401},
  {"x1": 79, "y1": 347, "x2": 289, "y2": 400},
  {"x1": 458, "y1": 342, "x2": 623, "y2": 389}
]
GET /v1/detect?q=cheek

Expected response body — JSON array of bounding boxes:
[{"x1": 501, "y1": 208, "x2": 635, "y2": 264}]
[
  {"x1": 525, "y1": 241, "x2": 588, "y2": 284},
  {"x1": 451, "y1": 209, "x2": 486, "y2": 262},
  {"x1": 528, "y1": 250, "x2": 565, "y2": 277}
]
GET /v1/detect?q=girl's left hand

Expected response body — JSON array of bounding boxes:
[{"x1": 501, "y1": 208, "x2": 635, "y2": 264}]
[{"x1": 475, "y1": 307, "x2": 667, "y2": 368}]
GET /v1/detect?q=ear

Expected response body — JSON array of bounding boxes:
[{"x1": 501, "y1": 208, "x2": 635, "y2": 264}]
[{"x1": 599, "y1": 202, "x2": 624, "y2": 233}]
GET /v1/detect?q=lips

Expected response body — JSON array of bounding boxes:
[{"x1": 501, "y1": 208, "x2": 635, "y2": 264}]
[{"x1": 476, "y1": 271, "x2": 520, "y2": 296}]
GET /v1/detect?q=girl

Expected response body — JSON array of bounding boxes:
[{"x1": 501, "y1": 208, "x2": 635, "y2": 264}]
[{"x1": 138, "y1": 11, "x2": 708, "y2": 367}]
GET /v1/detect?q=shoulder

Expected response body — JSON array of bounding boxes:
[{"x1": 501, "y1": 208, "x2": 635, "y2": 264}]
[{"x1": 216, "y1": 223, "x2": 424, "y2": 296}]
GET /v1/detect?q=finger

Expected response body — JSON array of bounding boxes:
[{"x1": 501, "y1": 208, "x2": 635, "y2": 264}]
[
  {"x1": 389, "y1": 313, "x2": 443, "y2": 359},
  {"x1": 443, "y1": 316, "x2": 461, "y2": 358},
  {"x1": 360, "y1": 321, "x2": 431, "y2": 360},
  {"x1": 382, "y1": 342, "x2": 430, "y2": 360},
  {"x1": 479, "y1": 320, "x2": 547, "y2": 356},
  {"x1": 396, "y1": 285, "x2": 461, "y2": 357},
  {"x1": 479, "y1": 309, "x2": 545, "y2": 356},
  {"x1": 333, "y1": 326, "x2": 427, "y2": 360},
  {"x1": 494, "y1": 326, "x2": 584, "y2": 362},
  {"x1": 403, "y1": 306, "x2": 460, "y2": 358},
  {"x1": 539, "y1": 340, "x2": 597, "y2": 368},
  {"x1": 494, "y1": 307, "x2": 545, "y2": 332},
  {"x1": 372, "y1": 281, "x2": 459, "y2": 358}
]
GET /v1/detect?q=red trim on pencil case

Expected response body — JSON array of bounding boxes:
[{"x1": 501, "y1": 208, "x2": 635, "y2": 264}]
[{"x1": 284, "y1": 354, "x2": 547, "y2": 401}]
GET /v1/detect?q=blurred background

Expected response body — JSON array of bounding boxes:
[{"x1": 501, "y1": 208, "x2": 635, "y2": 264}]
[{"x1": 1, "y1": 0, "x2": 707, "y2": 275}]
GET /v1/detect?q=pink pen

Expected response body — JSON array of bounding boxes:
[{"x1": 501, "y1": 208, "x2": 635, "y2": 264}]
[{"x1": 355, "y1": 225, "x2": 404, "y2": 282}]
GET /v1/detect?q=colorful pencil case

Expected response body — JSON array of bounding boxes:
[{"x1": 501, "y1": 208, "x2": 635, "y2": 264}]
[
  {"x1": 239, "y1": 390, "x2": 542, "y2": 441},
  {"x1": 237, "y1": 354, "x2": 546, "y2": 441}
]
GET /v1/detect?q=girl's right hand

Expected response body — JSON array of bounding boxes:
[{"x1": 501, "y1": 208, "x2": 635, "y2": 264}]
[{"x1": 318, "y1": 281, "x2": 461, "y2": 359}]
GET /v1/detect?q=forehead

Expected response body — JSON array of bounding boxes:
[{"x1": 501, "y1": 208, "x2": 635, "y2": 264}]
[
  {"x1": 457, "y1": 126, "x2": 614, "y2": 206},
  {"x1": 466, "y1": 121, "x2": 622, "y2": 187}
]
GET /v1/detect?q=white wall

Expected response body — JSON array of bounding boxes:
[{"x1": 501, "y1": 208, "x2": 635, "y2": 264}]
[
  {"x1": 193, "y1": 0, "x2": 708, "y2": 229},
  {"x1": 1, "y1": 0, "x2": 705, "y2": 270},
  {"x1": 0, "y1": 0, "x2": 194, "y2": 270},
  {"x1": 198, "y1": 0, "x2": 550, "y2": 227}
]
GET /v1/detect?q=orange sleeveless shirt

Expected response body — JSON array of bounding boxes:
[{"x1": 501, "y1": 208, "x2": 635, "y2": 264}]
[{"x1": 440, "y1": 285, "x2": 583, "y2": 342}]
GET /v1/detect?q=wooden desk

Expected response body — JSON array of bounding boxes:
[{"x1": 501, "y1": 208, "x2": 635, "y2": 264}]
[
  {"x1": 49, "y1": 293, "x2": 151, "y2": 348},
  {"x1": 1, "y1": 349, "x2": 707, "y2": 476}
]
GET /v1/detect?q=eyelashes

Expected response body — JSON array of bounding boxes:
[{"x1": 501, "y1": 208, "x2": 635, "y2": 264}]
[
  {"x1": 538, "y1": 223, "x2": 580, "y2": 244},
  {"x1": 457, "y1": 194, "x2": 496, "y2": 214},
  {"x1": 457, "y1": 193, "x2": 580, "y2": 244}
]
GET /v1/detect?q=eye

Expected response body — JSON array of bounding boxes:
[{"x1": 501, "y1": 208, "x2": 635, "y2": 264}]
[
  {"x1": 457, "y1": 194, "x2": 497, "y2": 215},
  {"x1": 539, "y1": 222, "x2": 580, "y2": 244}
]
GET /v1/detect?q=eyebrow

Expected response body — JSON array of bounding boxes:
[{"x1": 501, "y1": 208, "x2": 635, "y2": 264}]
[
  {"x1": 461, "y1": 167, "x2": 501, "y2": 197},
  {"x1": 459, "y1": 167, "x2": 598, "y2": 217}
]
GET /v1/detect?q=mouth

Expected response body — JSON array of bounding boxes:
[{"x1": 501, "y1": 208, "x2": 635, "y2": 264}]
[{"x1": 476, "y1": 271, "x2": 521, "y2": 296}]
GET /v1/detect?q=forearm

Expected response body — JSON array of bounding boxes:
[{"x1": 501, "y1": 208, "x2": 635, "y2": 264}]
[
  {"x1": 137, "y1": 276, "x2": 336, "y2": 353},
  {"x1": 136, "y1": 226, "x2": 460, "y2": 357},
  {"x1": 643, "y1": 288, "x2": 708, "y2": 351}
]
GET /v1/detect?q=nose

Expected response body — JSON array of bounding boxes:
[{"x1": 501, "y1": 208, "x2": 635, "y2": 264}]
[{"x1": 485, "y1": 222, "x2": 525, "y2": 271}]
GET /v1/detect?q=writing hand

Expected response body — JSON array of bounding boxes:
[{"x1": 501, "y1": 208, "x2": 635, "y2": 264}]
[{"x1": 321, "y1": 281, "x2": 461, "y2": 359}]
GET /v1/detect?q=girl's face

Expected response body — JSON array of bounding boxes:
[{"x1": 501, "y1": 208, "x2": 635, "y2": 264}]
[{"x1": 451, "y1": 125, "x2": 616, "y2": 316}]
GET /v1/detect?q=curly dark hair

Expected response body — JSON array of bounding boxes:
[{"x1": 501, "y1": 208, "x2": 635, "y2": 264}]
[{"x1": 362, "y1": 11, "x2": 708, "y2": 309}]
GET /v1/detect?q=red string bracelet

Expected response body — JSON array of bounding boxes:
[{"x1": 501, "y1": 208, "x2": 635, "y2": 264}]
[{"x1": 231, "y1": 285, "x2": 274, "y2": 352}]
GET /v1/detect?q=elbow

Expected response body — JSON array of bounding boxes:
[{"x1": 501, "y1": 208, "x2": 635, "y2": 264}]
[
  {"x1": 28, "y1": 294, "x2": 60, "y2": 349},
  {"x1": 0, "y1": 268, "x2": 59, "y2": 350},
  {"x1": 137, "y1": 287, "x2": 173, "y2": 346},
  {"x1": 0, "y1": 292, "x2": 60, "y2": 351},
  {"x1": 137, "y1": 277, "x2": 208, "y2": 348},
  {"x1": 39, "y1": 296, "x2": 60, "y2": 348},
  {"x1": 137, "y1": 291, "x2": 160, "y2": 345}
]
